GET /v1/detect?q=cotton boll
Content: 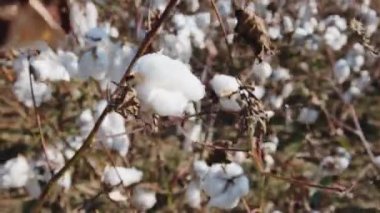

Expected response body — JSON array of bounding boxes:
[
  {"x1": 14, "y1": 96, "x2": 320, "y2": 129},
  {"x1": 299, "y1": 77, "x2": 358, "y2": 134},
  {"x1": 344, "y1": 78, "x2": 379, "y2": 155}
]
[
  {"x1": 0, "y1": 155, "x2": 31, "y2": 188},
  {"x1": 210, "y1": 74, "x2": 241, "y2": 111},
  {"x1": 70, "y1": 1, "x2": 99, "y2": 45},
  {"x1": 253, "y1": 61, "x2": 272, "y2": 83},
  {"x1": 13, "y1": 74, "x2": 52, "y2": 107},
  {"x1": 253, "y1": 86, "x2": 265, "y2": 100},
  {"x1": 320, "y1": 147, "x2": 351, "y2": 176},
  {"x1": 324, "y1": 26, "x2": 347, "y2": 51},
  {"x1": 223, "y1": 163, "x2": 244, "y2": 179},
  {"x1": 108, "y1": 190, "x2": 127, "y2": 202},
  {"x1": 268, "y1": 26, "x2": 281, "y2": 40},
  {"x1": 268, "y1": 95, "x2": 283, "y2": 109},
  {"x1": 29, "y1": 50, "x2": 70, "y2": 81},
  {"x1": 207, "y1": 175, "x2": 249, "y2": 210},
  {"x1": 334, "y1": 59, "x2": 350, "y2": 84},
  {"x1": 132, "y1": 186, "x2": 157, "y2": 210},
  {"x1": 210, "y1": 74, "x2": 239, "y2": 97},
  {"x1": 281, "y1": 82, "x2": 294, "y2": 98},
  {"x1": 98, "y1": 112, "x2": 130, "y2": 156},
  {"x1": 79, "y1": 45, "x2": 110, "y2": 80},
  {"x1": 132, "y1": 53, "x2": 205, "y2": 116},
  {"x1": 193, "y1": 160, "x2": 209, "y2": 179},
  {"x1": 346, "y1": 43, "x2": 365, "y2": 72},
  {"x1": 201, "y1": 165, "x2": 228, "y2": 197},
  {"x1": 194, "y1": 12, "x2": 211, "y2": 30},
  {"x1": 133, "y1": 53, "x2": 205, "y2": 101},
  {"x1": 140, "y1": 87, "x2": 189, "y2": 116},
  {"x1": 57, "y1": 50, "x2": 79, "y2": 77},
  {"x1": 102, "y1": 166, "x2": 143, "y2": 187},
  {"x1": 283, "y1": 16, "x2": 294, "y2": 33},
  {"x1": 297, "y1": 107, "x2": 319, "y2": 124},
  {"x1": 272, "y1": 67, "x2": 291, "y2": 81},
  {"x1": 185, "y1": 181, "x2": 202, "y2": 208},
  {"x1": 207, "y1": 191, "x2": 240, "y2": 209}
]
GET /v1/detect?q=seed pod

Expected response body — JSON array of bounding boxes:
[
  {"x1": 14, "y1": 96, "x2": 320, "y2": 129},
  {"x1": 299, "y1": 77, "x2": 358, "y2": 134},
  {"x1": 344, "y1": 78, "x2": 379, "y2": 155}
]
[{"x1": 234, "y1": 8, "x2": 274, "y2": 61}]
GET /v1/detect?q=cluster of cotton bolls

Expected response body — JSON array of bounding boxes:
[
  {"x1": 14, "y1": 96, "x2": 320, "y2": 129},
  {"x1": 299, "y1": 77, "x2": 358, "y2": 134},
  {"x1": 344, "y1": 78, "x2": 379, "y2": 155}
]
[
  {"x1": 0, "y1": 152, "x2": 71, "y2": 199},
  {"x1": 11, "y1": 0, "x2": 137, "y2": 107},
  {"x1": 156, "y1": 11, "x2": 211, "y2": 63},
  {"x1": 185, "y1": 160, "x2": 249, "y2": 209}
]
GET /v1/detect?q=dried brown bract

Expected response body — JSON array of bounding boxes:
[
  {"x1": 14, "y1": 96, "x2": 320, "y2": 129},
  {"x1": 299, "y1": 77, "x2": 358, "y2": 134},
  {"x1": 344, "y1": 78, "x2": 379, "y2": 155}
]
[
  {"x1": 109, "y1": 78, "x2": 140, "y2": 119},
  {"x1": 349, "y1": 18, "x2": 379, "y2": 55},
  {"x1": 228, "y1": 83, "x2": 268, "y2": 134},
  {"x1": 234, "y1": 9, "x2": 275, "y2": 62}
]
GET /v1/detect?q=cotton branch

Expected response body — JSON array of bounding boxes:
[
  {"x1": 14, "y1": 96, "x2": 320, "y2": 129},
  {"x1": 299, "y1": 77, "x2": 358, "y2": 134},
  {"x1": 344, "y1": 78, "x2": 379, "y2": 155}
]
[{"x1": 32, "y1": 0, "x2": 179, "y2": 211}]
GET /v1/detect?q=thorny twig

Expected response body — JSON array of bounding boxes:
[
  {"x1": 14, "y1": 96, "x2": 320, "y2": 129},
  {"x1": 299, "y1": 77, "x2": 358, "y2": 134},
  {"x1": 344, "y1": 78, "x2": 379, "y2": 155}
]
[{"x1": 32, "y1": 1, "x2": 179, "y2": 211}]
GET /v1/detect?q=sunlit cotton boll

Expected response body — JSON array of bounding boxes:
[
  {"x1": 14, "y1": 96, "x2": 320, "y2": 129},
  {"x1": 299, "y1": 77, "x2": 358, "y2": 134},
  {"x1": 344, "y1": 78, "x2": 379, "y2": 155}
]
[
  {"x1": 101, "y1": 166, "x2": 143, "y2": 187},
  {"x1": 132, "y1": 53, "x2": 205, "y2": 117},
  {"x1": 334, "y1": 59, "x2": 351, "y2": 84},
  {"x1": 132, "y1": 186, "x2": 157, "y2": 210},
  {"x1": 323, "y1": 26, "x2": 347, "y2": 51},
  {"x1": 0, "y1": 155, "x2": 32, "y2": 188},
  {"x1": 210, "y1": 74, "x2": 241, "y2": 111},
  {"x1": 297, "y1": 107, "x2": 319, "y2": 124},
  {"x1": 185, "y1": 181, "x2": 202, "y2": 208}
]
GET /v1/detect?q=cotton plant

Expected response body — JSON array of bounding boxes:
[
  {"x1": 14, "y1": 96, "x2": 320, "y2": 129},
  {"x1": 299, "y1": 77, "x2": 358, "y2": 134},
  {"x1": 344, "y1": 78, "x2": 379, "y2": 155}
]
[
  {"x1": 131, "y1": 52, "x2": 205, "y2": 117},
  {"x1": 192, "y1": 160, "x2": 250, "y2": 210}
]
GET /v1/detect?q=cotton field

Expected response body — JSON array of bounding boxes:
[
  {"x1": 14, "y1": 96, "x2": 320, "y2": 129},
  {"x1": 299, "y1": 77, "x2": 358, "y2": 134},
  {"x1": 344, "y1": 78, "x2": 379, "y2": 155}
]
[{"x1": 0, "y1": 0, "x2": 380, "y2": 212}]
